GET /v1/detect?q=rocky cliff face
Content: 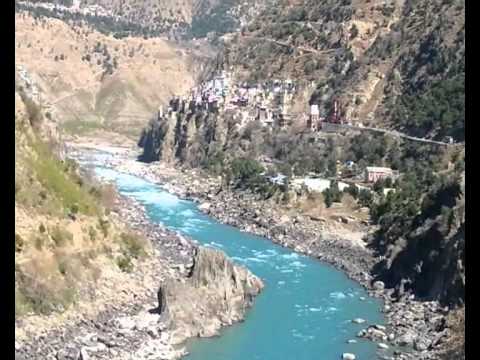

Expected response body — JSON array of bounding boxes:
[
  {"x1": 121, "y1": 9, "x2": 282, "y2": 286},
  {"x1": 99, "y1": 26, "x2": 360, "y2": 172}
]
[
  {"x1": 371, "y1": 172, "x2": 465, "y2": 307},
  {"x1": 157, "y1": 246, "x2": 264, "y2": 344},
  {"x1": 138, "y1": 109, "x2": 232, "y2": 166}
]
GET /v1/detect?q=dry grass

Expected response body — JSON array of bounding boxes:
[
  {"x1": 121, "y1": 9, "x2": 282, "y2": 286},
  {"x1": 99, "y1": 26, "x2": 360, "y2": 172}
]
[
  {"x1": 15, "y1": 12, "x2": 198, "y2": 138},
  {"x1": 439, "y1": 307, "x2": 465, "y2": 360}
]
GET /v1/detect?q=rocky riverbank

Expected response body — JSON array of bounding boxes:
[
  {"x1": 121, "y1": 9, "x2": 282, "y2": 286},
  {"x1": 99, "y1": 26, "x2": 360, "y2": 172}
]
[
  {"x1": 66, "y1": 142, "x2": 455, "y2": 360},
  {"x1": 15, "y1": 181, "x2": 263, "y2": 360}
]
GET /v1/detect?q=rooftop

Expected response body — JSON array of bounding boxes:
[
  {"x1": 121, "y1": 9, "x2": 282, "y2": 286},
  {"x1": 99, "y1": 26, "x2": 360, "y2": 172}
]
[{"x1": 365, "y1": 166, "x2": 393, "y2": 173}]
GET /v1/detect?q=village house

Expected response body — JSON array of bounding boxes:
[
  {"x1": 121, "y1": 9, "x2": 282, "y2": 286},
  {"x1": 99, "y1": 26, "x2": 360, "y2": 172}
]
[{"x1": 365, "y1": 166, "x2": 398, "y2": 183}]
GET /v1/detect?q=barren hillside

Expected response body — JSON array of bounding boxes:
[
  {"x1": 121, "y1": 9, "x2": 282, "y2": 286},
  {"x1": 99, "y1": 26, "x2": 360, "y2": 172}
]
[
  {"x1": 15, "y1": 71, "x2": 154, "y2": 332},
  {"x1": 15, "y1": 11, "x2": 212, "y2": 139}
]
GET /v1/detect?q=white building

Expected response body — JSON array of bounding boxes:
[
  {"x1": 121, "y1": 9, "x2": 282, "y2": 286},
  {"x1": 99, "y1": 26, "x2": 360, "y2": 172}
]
[{"x1": 365, "y1": 167, "x2": 397, "y2": 183}]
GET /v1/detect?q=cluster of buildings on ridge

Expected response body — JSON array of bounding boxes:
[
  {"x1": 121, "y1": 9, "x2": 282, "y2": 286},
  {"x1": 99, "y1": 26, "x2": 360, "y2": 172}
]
[
  {"x1": 155, "y1": 71, "x2": 399, "y2": 187},
  {"x1": 157, "y1": 70, "x2": 299, "y2": 129},
  {"x1": 157, "y1": 70, "x2": 350, "y2": 133}
]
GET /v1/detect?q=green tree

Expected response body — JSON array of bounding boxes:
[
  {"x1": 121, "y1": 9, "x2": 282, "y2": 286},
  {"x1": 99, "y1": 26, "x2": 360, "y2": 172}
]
[
  {"x1": 323, "y1": 181, "x2": 343, "y2": 208},
  {"x1": 230, "y1": 158, "x2": 265, "y2": 188},
  {"x1": 358, "y1": 189, "x2": 373, "y2": 207},
  {"x1": 344, "y1": 184, "x2": 359, "y2": 198}
]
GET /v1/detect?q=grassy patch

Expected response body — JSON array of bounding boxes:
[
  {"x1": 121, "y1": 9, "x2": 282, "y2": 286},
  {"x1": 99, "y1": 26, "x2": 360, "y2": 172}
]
[
  {"x1": 15, "y1": 270, "x2": 78, "y2": 316},
  {"x1": 26, "y1": 137, "x2": 100, "y2": 216},
  {"x1": 114, "y1": 232, "x2": 149, "y2": 273},
  {"x1": 119, "y1": 232, "x2": 148, "y2": 259},
  {"x1": 61, "y1": 119, "x2": 106, "y2": 136}
]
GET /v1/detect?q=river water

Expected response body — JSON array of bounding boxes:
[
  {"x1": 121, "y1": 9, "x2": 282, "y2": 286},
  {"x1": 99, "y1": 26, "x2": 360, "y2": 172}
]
[{"x1": 83, "y1": 152, "x2": 385, "y2": 360}]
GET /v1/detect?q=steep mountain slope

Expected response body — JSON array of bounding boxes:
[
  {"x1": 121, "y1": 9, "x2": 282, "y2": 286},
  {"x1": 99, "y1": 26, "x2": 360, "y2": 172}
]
[
  {"x1": 137, "y1": 0, "x2": 465, "y2": 318},
  {"x1": 138, "y1": 0, "x2": 464, "y2": 169},
  {"x1": 220, "y1": 0, "x2": 464, "y2": 140},
  {"x1": 370, "y1": 168, "x2": 465, "y2": 306},
  {"x1": 15, "y1": 11, "x2": 208, "y2": 139},
  {"x1": 17, "y1": 0, "x2": 270, "y2": 39},
  {"x1": 15, "y1": 77, "x2": 151, "y2": 319}
]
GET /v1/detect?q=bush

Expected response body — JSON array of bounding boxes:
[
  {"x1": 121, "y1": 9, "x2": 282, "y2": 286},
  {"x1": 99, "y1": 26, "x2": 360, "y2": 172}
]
[
  {"x1": 344, "y1": 184, "x2": 359, "y2": 199},
  {"x1": 350, "y1": 24, "x2": 359, "y2": 39},
  {"x1": 98, "y1": 218, "x2": 110, "y2": 238},
  {"x1": 15, "y1": 233, "x2": 24, "y2": 253},
  {"x1": 373, "y1": 179, "x2": 385, "y2": 194},
  {"x1": 229, "y1": 158, "x2": 265, "y2": 188},
  {"x1": 33, "y1": 234, "x2": 48, "y2": 250},
  {"x1": 23, "y1": 96, "x2": 43, "y2": 128},
  {"x1": 50, "y1": 226, "x2": 74, "y2": 247},
  {"x1": 116, "y1": 256, "x2": 133, "y2": 273},
  {"x1": 16, "y1": 282, "x2": 77, "y2": 315},
  {"x1": 323, "y1": 181, "x2": 343, "y2": 208},
  {"x1": 119, "y1": 232, "x2": 147, "y2": 259},
  {"x1": 88, "y1": 226, "x2": 97, "y2": 242},
  {"x1": 358, "y1": 189, "x2": 373, "y2": 207}
]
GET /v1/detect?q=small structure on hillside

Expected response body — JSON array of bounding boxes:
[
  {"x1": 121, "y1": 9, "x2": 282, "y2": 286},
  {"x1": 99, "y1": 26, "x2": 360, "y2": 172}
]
[
  {"x1": 307, "y1": 104, "x2": 320, "y2": 131},
  {"x1": 365, "y1": 167, "x2": 398, "y2": 183}
]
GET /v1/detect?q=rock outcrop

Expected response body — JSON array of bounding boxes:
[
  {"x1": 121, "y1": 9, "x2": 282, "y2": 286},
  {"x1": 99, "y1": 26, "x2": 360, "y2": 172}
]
[
  {"x1": 138, "y1": 109, "x2": 231, "y2": 166},
  {"x1": 157, "y1": 246, "x2": 264, "y2": 344},
  {"x1": 371, "y1": 172, "x2": 465, "y2": 306}
]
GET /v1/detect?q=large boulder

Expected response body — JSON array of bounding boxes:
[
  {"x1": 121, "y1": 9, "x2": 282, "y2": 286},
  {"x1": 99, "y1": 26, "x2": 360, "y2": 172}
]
[{"x1": 157, "y1": 247, "x2": 264, "y2": 344}]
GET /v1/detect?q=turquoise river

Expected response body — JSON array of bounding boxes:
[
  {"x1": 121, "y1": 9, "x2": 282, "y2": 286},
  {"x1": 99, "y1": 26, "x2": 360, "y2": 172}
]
[{"x1": 86, "y1": 153, "x2": 385, "y2": 360}]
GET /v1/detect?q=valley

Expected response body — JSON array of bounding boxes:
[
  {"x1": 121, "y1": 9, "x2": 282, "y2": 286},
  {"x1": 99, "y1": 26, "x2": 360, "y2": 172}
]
[{"x1": 15, "y1": 0, "x2": 465, "y2": 359}]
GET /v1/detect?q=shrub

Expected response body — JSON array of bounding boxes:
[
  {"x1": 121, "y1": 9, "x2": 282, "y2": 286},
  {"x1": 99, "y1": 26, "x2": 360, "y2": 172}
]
[
  {"x1": 116, "y1": 256, "x2": 133, "y2": 273},
  {"x1": 344, "y1": 184, "x2": 359, "y2": 199},
  {"x1": 34, "y1": 234, "x2": 48, "y2": 250},
  {"x1": 323, "y1": 181, "x2": 343, "y2": 208},
  {"x1": 15, "y1": 233, "x2": 24, "y2": 252},
  {"x1": 50, "y1": 226, "x2": 73, "y2": 247},
  {"x1": 15, "y1": 280, "x2": 77, "y2": 315},
  {"x1": 229, "y1": 158, "x2": 265, "y2": 188},
  {"x1": 88, "y1": 226, "x2": 97, "y2": 242},
  {"x1": 119, "y1": 232, "x2": 147, "y2": 259},
  {"x1": 350, "y1": 24, "x2": 359, "y2": 39},
  {"x1": 358, "y1": 189, "x2": 373, "y2": 207},
  {"x1": 23, "y1": 96, "x2": 43, "y2": 128},
  {"x1": 97, "y1": 218, "x2": 110, "y2": 238},
  {"x1": 69, "y1": 203, "x2": 79, "y2": 214}
]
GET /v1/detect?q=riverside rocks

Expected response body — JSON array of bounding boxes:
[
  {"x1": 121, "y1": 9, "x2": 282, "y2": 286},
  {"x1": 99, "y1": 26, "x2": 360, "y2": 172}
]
[
  {"x1": 65, "y1": 145, "x2": 453, "y2": 360},
  {"x1": 16, "y1": 159, "x2": 262, "y2": 359}
]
